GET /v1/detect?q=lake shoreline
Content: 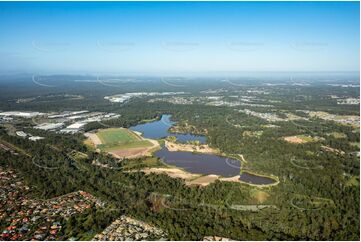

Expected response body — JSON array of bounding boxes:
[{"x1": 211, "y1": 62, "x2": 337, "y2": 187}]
[
  {"x1": 128, "y1": 114, "x2": 279, "y2": 187},
  {"x1": 164, "y1": 140, "x2": 218, "y2": 155}
]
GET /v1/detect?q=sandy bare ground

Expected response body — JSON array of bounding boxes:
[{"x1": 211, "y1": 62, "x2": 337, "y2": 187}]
[
  {"x1": 219, "y1": 175, "x2": 240, "y2": 183},
  {"x1": 84, "y1": 132, "x2": 102, "y2": 146},
  {"x1": 146, "y1": 138, "x2": 160, "y2": 150},
  {"x1": 203, "y1": 236, "x2": 232, "y2": 241},
  {"x1": 187, "y1": 175, "x2": 219, "y2": 186},
  {"x1": 238, "y1": 154, "x2": 246, "y2": 163},
  {"x1": 109, "y1": 139, "x2": 160, "y2": 159},
  {"x1": 110, "y1": 148, "x2": 148, "y2": 159},
  {"x1": 132, "y1": 130, "x2": 143, "y2": 137},
  {"x1": 252, "y1": 190, "x2": 270, "y2": 203},
  {"x1": 143, "y1": 139, "x2": 161, "y2": 155},
  {"x1": 142, "y1": 167, "x2": 201, "y2": 180},
  {"x1": 283, "y1": 136, "x2": 307, "y2": 144},
  {"x1": 321, "y1": 145, "x2": 345, "y2": 155},
  {"x1": 165, "y1": 140, "x2": 218, "y2": 154}
]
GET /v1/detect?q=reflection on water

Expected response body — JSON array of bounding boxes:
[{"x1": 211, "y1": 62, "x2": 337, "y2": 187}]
[
  {"x1": 155, "y1": 146, "x2": 240, "y2": 177},
  {"x1": 130, "y1": 115, "x2": 276, "y2": 184},
  {"x1": 130, "y1": 115, "x2": 206, "y2": 143}
]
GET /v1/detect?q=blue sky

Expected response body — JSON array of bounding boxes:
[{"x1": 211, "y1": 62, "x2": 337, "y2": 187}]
[{"x1": 0, "y1": 1, "x2": 359, "y2": 74}]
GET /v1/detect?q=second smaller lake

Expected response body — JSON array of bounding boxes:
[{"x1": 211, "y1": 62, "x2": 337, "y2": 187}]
[
  {"x1": 130, "y1": 115, "x2": 206, "y2": 144},
  {"x1": 239, "y1": 172, "x2": 277, "y2": 185},
  {"x1": 130, "y1": 114, "x2": 278, "y2": 185}
]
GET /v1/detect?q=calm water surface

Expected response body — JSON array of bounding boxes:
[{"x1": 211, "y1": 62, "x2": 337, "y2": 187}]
[
  {"x1": 155, "y1": 146, "x2": 241, "y2": 177},
  {"x1": 239, "y1": 172, "x2": 276, "y2": 185},
  {"x1": 130, "y1": 115, "x2": 206, "y2": 143},
  {"x1": 130, "y1": 115, "x2": 276, "y2": 183}
]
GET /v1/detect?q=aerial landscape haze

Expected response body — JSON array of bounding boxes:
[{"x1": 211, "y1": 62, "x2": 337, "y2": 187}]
[{"x1": 0, "y1": 1, "x2": 359, "y2": 241}]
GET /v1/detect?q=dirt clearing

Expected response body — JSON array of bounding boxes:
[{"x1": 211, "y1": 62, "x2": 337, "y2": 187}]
[
  {"x1": 142, "y1": 167, "x2": 201, "y2": 180},
  {"x1": 84, "y1": 132, "x2": 102, "y2": 146},
  {"x1": 187, "y1": 175, "x2": 219, "y2": 186}
]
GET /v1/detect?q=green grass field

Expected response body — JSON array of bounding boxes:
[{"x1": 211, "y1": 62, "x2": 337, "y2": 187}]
[
  {"x1": 96, "y1": 128, "x2": 153, "y2": 152},
  {"x1": 97, "y1": 128, "x2": 140, "y2": 144}
]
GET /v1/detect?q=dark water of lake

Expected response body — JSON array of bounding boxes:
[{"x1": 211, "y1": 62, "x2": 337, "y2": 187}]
[
  {"x1": 130, "y1": 115, "x2": 206, "y2": 144},
  {"x1": 130, "y1": 115, "x2": 275, "y2": 183},
  {"x1": 239, "y1": 172, "x2": 277, "y2": 185},
  {"x1": 155, "y1": 146, "x2": 241, "y2": 177}
]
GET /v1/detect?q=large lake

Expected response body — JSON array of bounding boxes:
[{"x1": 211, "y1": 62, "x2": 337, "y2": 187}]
[
  {"x1": 130, "y1": 115, "x2": 206, "y2": 144},
  {"x1": 155, "y1": 147, "x2": 241, "y2": 177},
  {"x1": 130, "y1": 115, "x2": 277, "y2": 184}
]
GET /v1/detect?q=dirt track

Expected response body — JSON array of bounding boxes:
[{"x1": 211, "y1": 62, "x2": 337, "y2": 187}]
[{"x1": 187, "y1": 175, "x2": 219, "y2": 186}]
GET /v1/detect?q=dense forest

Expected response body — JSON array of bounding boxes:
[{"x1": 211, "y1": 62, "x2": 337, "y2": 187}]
[{"x1": 0, "y1": 76, "x2": 359, "y2": 240}]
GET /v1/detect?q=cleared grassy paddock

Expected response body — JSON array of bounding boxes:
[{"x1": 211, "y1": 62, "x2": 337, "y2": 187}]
[
  {"x1": 97, "y1": 128, "x2": 140, "y2": 144},
  {"x1": 93, "y1": 128, "x2": 155, "y2": 155}
]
